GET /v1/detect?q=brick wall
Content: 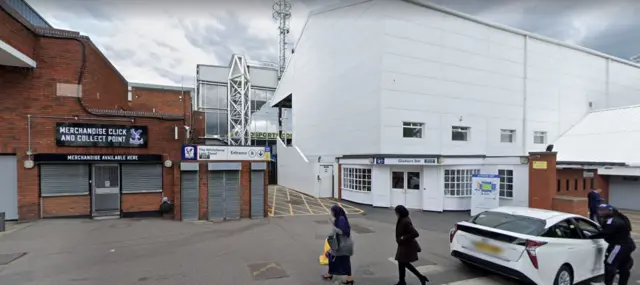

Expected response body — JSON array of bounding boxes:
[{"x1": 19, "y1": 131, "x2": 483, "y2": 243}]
[
  {"x1": 0, "y1": 7, "x2": 199, "y2": 220},
  {"x1": 552, "y1": 196, "x2": 589, "y2": 217},
  {"x1": 122, "y1": 193, "x2": 163, "y2": 212},
  {"x1": 42, "y1": 196, "x2": 90, "y2": 217},
  {"x1": 0, "y1": 4, "x2": 36, "y2": 58},
  {"x1": 528, "y1": 152, "x2": 558, "y2": 210},
  {"x1": 556, "y1": 169, "x2": 610, "y2": 201},
  {"x1": 172, "y1": 161, "x2": 268, "y2": 221}
]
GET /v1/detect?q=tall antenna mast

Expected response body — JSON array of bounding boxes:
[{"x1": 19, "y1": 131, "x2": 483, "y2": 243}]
[{"x1": 273, "y1": 0, "x2": 292, "y2": 80}]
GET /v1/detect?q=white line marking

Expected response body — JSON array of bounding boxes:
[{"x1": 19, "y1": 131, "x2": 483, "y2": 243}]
[{"x1": 444, "y1": 276, "x2": 504, "y2": 285}]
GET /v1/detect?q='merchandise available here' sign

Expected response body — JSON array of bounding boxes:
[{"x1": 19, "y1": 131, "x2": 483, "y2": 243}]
[{"x1": 55, "y1": 122, "x2": 149, "y2": 148}]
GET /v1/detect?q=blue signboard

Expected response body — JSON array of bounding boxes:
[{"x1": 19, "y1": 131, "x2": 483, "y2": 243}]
[
  {"x1": 375, "y1": 158, "x2": 385, "y2": 164},
  {"x1": 265, "y1": 146, "x2": 271, "y2": 152},
  {"x1": 271, "y1": 154, "x2": 277, "y2": 162},
  {"x1": 181, "y1": 144, "x2": 198, "y2": 160}
]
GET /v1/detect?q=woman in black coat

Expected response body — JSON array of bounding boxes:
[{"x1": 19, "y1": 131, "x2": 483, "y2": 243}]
[{"x1": 394, "y1": 205, "x2": 428, "y2": 285}]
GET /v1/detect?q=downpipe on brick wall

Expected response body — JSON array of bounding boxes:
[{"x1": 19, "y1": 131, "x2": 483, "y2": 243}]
[{"x1": 26, "y1": 114, "x2": 133, "y2": 157}]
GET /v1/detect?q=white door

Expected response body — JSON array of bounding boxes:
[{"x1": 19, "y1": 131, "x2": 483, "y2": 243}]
[
  {"x1": 0, "y1": 156, "x2": 18, "y2": 220},
  {"x1": 572, "y1": 217, "x2": 607, "y2": 278},
  {"x1": 422, "y1": 167, "x2": 443, "y2": 212},
  {"x1": 390, "y1": 170, "x2": 422, "y2": 209},
  {"x1": 318, "y1": 165, "x2": 333, "y2": 198}
]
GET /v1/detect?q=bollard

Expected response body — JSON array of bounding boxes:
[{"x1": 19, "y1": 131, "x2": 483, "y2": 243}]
[{"x1": 0, "y1": 212, "x2": 5, "y2": 232}]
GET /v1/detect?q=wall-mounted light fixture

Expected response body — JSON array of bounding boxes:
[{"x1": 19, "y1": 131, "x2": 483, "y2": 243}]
[
  {"x1": 164, "y1": 160, "x2": 173, "y2": 168},
  {"x1": 174, "y1": 126, "x2": 179, "y2": 140},
  {"x1": 23, "y1": 160, "x2": 34, "y2": 169}
]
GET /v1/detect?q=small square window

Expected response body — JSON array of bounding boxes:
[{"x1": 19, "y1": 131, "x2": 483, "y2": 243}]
[
  {"x1": 452, "y1": 126, "x2": 470, "y2": 141},
  {"x1": 534, "y1": 131, "x2": 547, "y2": 144},
  {"x1": 403, "y1": 122, "x2": 424, "y2": 138},
  {"x1": 500, "y1": 129, "x2": 515, "y2": 143}
]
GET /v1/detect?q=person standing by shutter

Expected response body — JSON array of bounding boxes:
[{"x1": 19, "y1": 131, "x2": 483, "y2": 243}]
[{"x1": 394, "y1": 205, "x2": 428, "y2": 285}]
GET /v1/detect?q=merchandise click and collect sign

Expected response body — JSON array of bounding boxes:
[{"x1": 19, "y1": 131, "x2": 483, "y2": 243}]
[
  {"x1": 181, "y1": 145, "x2": 268, "y2": 161},
  {"x1": 56, "y1": 122, "x2": 148, "y2": 148}
]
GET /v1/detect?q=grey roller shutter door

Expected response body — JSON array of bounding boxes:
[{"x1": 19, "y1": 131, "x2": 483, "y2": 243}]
[
  {"x1": 208, "y1": 171, "x2": 225, "y2": 220},
  {"x1": 609, "y1": 177, "x2": 640, "y2": 211},
  {"x1": 225, "y1": 171, "x2": 241, "y2": 220},
  {"x1": 40, "y1": 164, "x2": 90, "y2": 196},
  {"x1": 122, "y1": 164, "x2": 162, "y2": 193},
  {"x1": 180, "y1": 171, "x2": 199, "y2": 221},
  {"x1": 0, "y1": 156, "x2": 18, "y2": 220},
  {"x1": 251, "y1": 171, "x2": 265, "y2": 219}
]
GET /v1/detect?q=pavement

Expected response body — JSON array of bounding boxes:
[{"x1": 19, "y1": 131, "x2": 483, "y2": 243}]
[{"x1": 0, "y1": 195, "x2": 638, "y2": 285}]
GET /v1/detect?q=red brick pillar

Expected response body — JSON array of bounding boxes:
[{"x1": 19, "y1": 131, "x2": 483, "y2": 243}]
[
  {"x1": 337, "y1": 164, "x2": 342, "y2": 200},
  {"x1": 240, "y1": 161, "x2": 251, "y2": 218},
  {"x1": 528, "y1": 152, "x2": 557, "y2": 210},
  {"x1": 198, "y1": 163, "x2": 208, "y2": 220},
  {"x1": 173, "y1": 165, "x2": 181, "y2": 220}
]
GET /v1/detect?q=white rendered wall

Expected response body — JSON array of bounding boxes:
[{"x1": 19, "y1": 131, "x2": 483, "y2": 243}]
[
  {"x1": 376, "y1": 0, "x2": 640, "y2": 156},
  {"x1": 276, "y1": 139, "x2": 317, "y2": 197},
  {"x1": 274, "y1": 0, "x2": 383, "y2": 157}
]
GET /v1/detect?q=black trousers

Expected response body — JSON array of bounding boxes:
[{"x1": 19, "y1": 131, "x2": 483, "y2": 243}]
[
  {"x1": 589, "y1": 210, "x2": 601, "y2": 224},
  {"x1": 604, "y1": 244, "x2": 634, "y2": 285},
  {"x1": 397, "y1": 262, "x2": 425, "y2": 284}
]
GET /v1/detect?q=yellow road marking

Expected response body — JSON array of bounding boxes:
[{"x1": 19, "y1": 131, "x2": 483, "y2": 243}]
[
  {"x1": 270, "y1": 186, "x2": 278, "y2": 216},
  {"x1": 286, "y1": 188, "x2": 294, "y2": 215},
  {"x1": 252, "y1": 263, "x2": 282, "y2": 276},
  {"x1": 317, "y1": 198, "x2": 331, "y2": 214}
]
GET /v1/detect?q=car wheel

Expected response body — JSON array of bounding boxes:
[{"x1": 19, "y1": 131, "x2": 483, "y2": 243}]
[{"x1": 553, "y1": 265, "x2": 573, "y2": 285}]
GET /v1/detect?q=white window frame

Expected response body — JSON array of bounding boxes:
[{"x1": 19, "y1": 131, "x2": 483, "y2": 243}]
[
  {"x1": 452, "y1": 126, "x2": 470, "y2": 141},
  {"x1": 533, "y1": 131, "x2": 547, "y2": 144},
  {"x1": 500, "y1": 129, "x2": 515, "y2": 143},
  {"x1": 402, "y1": 122, "x2": 424, "y2": 139},
  {"x1": 444, "y1": 169, "x2": 480, "y2": 197},
  {"x1": 341, "y1": 166, "x2": 372, "y2": 192},
  {"x1": 498, "y1": 169, "x2": 514, "y2": 199}
]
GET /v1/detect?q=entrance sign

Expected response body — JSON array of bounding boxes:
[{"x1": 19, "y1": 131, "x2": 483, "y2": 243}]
[
  {"x1": 181, "y1": 145, "x2": 269, "y2": 161},
  {"x1": 470, "y1": 174, "x2": 500, "y2": 216},
  {"x1": 56, "y1": 122, "x2": 148, "y2": 148}
]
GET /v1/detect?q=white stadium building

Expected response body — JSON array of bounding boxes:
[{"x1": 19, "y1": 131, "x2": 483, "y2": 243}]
[{"x1": 270, "y1": 0, "x2": 640, "y2": 211}]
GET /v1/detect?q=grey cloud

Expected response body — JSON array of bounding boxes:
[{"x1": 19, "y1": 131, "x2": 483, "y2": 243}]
[
  {"x1": 152, "y1": 66, "x2": 193, "y2": 86},
  {"x1": 102, "y1": 44, "x2": 136, "y2": 61},
  {"x1": 181, "y1": 11, "x2": 278, "y2": 64},
  {"x1": 154, "y1": 40, "x2": 180, "y2": 53}
]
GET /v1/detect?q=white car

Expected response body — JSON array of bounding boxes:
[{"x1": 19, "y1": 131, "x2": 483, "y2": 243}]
[{"x1": 449, "y1": 206, "x2": 607, "y2": 285}]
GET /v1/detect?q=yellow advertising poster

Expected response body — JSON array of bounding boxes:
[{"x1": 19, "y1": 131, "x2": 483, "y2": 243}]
[{"x1": 532, "y1": 161, "x2": 547, "y2": 169}]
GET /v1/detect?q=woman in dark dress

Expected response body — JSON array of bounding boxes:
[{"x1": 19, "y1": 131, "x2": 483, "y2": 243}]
[
  {"x1": 322, "y1": 205, "x2": 354, "y2": 284},
  {"x1": 394, "y1": 205, "x2": 428, "y2": 285}
]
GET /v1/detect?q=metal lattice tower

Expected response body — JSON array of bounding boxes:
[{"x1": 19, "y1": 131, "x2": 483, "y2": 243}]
[
  {"x1": 227, "y1": 54, "x2": 252, "y2": 146},
  {"x1": 273, "y1": 0, "x2": 292, "y2": 79}
]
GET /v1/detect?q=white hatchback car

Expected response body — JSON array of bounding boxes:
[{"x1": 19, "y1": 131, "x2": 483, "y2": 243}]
[{"x1": 449, "y1": 206, "x2": 607, "y2": 285}]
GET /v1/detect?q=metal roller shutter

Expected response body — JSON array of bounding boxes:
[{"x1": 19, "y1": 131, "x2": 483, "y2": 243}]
[
  {"x1": 609, "y1": 176, "x2": 640, "y2": 211},
  {"x1": 180, "y1": 171, "x2": 199, "y2": 221},
  {"x1": 251, "y1": 171, "x2": 265, "y2": 219},
  {"x1": 224, "y1": 171, "x2": 241, "y2": 220},
  {"x1": 0, "y1": 156, "x2": 18, "y2": 220},
  {"x1": 40, "y1": 164, "x2": 90, "y2": 196},
  {"x1": 208, "y1": 172, "x2": 225, "y2": 220},
  {"x1": 122, "y1": 164, "x2": 162, "y2": 193}
]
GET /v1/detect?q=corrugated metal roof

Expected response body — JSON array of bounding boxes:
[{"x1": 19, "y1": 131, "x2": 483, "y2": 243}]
[{"x1": 554, "y1": 105, "x2": 640, "y2": 164}]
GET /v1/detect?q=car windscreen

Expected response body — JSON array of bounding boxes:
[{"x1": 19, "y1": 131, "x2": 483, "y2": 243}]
[{"x1": 468, "y1": 211, "x2": 547, "y2": 236}]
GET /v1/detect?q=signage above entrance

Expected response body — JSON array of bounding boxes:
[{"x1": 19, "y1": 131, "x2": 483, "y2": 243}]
[
  {"x1": 55, "y1": 122, "x2": 149, "y2": 148},
  {"x1": 374, "y1": 158, "x2": 438, "y2": 165},
  {"x1": 181, "y1": 145, "x2": 269, "y2": 161},
  {"x1": 34, "y1": 154, "x2": 163, "y2": 162}
]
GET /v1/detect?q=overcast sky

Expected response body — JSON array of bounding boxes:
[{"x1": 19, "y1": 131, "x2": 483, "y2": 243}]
[{"x1": 26, "y1": 0, "x2": 640, "y2": 87}]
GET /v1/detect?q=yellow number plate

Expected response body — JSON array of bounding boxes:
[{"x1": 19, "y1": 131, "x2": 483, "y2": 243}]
[{"x1": 474, "y1": 242, "x2": 502, "y2": 254}]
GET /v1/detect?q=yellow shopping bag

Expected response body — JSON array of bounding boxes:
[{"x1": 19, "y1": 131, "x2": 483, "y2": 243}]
[{"x1": 319, "y1": 239, "x2": 330, "y2": 265}]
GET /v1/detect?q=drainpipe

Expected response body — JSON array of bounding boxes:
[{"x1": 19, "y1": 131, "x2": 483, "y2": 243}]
[{"x1": 522, "y1": 35, "x2": 529, "y2": 155}]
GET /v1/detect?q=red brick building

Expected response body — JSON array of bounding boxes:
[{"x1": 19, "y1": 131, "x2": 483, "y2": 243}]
[{"x1": 0, "y1": 1, "x2": 200, "y2": 221}]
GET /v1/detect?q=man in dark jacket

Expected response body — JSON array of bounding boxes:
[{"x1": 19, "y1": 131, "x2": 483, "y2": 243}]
[
  {"x1": 588, "y1": 188, "x2": 604, "y2": 223},
  {"x1": 589, "y1": 204, "x2": 636, "y2": 285}
]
